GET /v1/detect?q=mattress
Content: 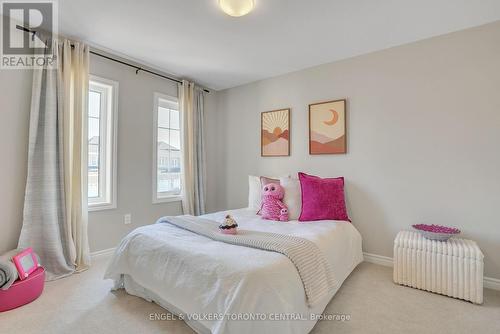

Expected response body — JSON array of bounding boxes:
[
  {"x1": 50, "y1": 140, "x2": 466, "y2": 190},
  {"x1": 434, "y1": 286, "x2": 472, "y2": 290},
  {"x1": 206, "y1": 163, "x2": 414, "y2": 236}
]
[{"x1": 104, "y1": 208, "x2": 363, "y2": 334}]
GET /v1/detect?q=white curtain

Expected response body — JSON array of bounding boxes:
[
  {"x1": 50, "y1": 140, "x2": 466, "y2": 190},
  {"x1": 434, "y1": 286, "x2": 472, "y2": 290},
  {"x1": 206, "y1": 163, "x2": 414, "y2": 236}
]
[
  {"x1": 18, "y1": 38, "x2": 90, "y2": 280},
  {"x1": 179, "y1": 80, "x2": 206, "y2": 216}
]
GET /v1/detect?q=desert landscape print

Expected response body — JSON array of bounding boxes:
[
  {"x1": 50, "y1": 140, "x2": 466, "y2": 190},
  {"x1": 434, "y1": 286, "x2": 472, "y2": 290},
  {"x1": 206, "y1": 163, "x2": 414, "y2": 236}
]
[
  {"x1": 261, "y1": 109, "x2": 290, "y2": 156},
  {"x1": 309, "y1": 99, "x2": 346, "y2": 154}
]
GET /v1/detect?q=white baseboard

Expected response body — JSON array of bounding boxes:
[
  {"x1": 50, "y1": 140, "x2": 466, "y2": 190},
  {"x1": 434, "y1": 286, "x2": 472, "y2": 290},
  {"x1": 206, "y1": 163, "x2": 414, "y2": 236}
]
[
  {"x1": 363, "y1": 251, "x2": 500, "y2": 291},
  {"x1": 484, "y1": 277, "x2": 500, "y2": 291},
  {"x1": 363, "y1": 252, "x2": 393, "y2": 267},
  {"x1": 90, "y1": 247, "x2": 115, "y2": 259}
]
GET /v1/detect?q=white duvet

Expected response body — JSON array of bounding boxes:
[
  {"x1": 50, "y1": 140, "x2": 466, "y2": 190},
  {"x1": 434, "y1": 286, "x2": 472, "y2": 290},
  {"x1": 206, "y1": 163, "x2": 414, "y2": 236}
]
[{"x1": 104, "y1": 209, "x2": 363, "y2": 334}]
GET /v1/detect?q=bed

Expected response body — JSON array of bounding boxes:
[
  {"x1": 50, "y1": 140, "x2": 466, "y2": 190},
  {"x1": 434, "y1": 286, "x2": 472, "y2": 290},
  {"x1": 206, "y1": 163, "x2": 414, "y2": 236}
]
[{"x1": 104, "y1": 208, "x2": 363, "y2": 334}]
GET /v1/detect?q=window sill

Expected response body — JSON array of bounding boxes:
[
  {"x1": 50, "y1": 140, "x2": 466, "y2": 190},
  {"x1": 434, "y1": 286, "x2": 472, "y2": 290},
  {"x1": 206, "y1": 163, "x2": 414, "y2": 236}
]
[
  {"x1": 153, "y1": 196, "x2": 182, "y2": 204},
  {"x1": 88, "y1": 203, "x2": 116, "y2": 212}
]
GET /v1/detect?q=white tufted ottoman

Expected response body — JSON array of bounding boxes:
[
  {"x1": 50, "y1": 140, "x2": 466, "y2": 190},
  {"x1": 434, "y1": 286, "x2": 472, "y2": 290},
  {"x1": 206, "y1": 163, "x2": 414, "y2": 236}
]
[{"x1": 393, "y1": 230, "x2": 484, "y2": 304}]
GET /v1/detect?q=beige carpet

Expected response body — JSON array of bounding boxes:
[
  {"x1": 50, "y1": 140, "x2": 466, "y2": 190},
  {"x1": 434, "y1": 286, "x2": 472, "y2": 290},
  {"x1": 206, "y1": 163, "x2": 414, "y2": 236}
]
[{"x1": 1, "y1": 255, "x2": 499, "y2": 334}]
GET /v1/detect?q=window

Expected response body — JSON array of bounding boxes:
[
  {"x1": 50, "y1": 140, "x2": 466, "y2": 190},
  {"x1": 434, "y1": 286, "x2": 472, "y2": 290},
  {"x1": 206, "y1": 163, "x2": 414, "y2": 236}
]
[
  {"x1": 87, "y1": 76, "x2": 118, "y2": 210},
  {"x1": 153, "y1": 93, "x2": 182, "y2": 203}
]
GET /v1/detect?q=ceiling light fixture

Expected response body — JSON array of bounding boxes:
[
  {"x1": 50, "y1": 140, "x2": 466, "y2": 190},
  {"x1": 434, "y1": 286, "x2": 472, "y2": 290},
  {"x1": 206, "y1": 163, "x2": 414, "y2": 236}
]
[{"x1": 218, "y1": 0, "x2": 255, "y2": 17}]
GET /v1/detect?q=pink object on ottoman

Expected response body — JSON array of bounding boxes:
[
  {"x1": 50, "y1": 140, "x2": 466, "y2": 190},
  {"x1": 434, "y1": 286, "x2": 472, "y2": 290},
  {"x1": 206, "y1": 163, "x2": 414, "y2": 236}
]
[
  {"x1": 0, "y1": 267, "x2": 45, "y2": 312},
  {"x1": 298, "y1": 172, "x2": 350, "y2": 222}
]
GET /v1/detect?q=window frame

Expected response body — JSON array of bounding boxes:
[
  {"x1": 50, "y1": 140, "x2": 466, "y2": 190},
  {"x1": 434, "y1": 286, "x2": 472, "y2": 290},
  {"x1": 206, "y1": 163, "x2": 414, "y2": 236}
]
[
  {"x1": 152, "y1": 92, "x2": 182, "y2": 204},
  {"x1": 87, "y1": 75, "x2": 118, "y2": 211}
]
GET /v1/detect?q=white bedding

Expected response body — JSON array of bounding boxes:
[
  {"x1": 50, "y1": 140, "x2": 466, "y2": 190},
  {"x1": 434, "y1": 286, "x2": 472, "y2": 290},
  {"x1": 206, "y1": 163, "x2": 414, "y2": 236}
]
[{"x1": 104, "y1": 208, "x2": 363, "y2": 334}]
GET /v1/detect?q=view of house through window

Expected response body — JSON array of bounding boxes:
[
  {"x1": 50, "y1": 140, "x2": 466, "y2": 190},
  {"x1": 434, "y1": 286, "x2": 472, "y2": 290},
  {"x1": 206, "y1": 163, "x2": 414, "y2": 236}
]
[
  {"x1": 87, "y1": 77, "x2": 117, "y2": 210},
  {"x1": 155, "y1": 94, "x2": 182, "y2": 200},
  {"x1": 88, "y1": 89, "x2": 101, "y2": 198}
]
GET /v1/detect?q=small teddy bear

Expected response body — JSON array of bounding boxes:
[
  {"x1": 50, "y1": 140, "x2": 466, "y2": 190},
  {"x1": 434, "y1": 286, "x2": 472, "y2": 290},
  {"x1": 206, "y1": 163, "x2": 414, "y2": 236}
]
[
  {"x1": 279, "y1": 208, "x2": 289, "y2": 222},
  {"x1": 259, "y1": 183, "x2": 289, "y2": 222}
]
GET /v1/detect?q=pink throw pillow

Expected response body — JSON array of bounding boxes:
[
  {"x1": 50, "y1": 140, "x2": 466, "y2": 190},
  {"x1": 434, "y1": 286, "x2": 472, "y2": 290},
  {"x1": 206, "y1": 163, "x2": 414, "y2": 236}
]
[{"x1": 298, "y1": 172, "x2": 350, "y2": 222}]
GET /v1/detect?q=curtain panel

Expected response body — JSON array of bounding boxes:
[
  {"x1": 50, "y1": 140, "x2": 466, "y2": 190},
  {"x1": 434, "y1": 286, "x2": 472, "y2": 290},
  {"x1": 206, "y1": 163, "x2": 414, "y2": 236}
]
[
  {"x1": 179, "y1": 80, "x2": 206, "y2": 216},
  {"x1": 18, "y1": 38, "x2": 91, "y2": 280}
]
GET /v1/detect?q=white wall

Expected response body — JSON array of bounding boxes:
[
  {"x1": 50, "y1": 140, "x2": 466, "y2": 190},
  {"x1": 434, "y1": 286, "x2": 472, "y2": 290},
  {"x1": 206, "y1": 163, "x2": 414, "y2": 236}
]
[
  {"x1": 0, "y1": 53, "x2": 217, "y2": 254},
  {"x1": 213, "y1": 21, "x2": 500, "y2": 279},
  {"x1": 0, "y1": 69, "x2": 32, "y2": 254}
]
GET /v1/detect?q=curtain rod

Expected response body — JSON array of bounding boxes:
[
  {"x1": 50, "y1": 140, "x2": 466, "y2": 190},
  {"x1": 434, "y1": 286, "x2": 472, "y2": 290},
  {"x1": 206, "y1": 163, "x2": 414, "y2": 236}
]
[{"x1": 15, "y1": 25, "x2": 210, "y2": 93}]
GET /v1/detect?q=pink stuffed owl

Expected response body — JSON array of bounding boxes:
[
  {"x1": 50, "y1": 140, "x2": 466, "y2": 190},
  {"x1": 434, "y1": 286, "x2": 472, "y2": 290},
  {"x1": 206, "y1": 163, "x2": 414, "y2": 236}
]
[{"x1": 259, "y1": 183, "x2": 289, "y2": 222}]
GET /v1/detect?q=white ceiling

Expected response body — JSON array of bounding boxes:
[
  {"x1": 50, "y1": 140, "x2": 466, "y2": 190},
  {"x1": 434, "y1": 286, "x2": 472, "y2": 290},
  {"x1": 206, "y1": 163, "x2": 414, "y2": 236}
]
[{"x1": 59, "y1": 0, "x2": 500, "y2": 91}]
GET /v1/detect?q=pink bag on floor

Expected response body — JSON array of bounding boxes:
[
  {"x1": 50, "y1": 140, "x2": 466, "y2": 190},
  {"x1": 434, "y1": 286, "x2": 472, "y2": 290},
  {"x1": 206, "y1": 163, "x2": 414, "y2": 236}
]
[{"x1": 0, "y1": 267, "x2": 45, "y2": 312}]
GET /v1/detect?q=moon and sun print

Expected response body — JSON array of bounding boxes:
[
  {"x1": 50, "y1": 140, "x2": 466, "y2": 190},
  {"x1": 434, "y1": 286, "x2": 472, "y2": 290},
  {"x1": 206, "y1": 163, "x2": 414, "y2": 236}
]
[
  {"x1": 260, "y1": 99, "x2": 346, "y2": 157},
  {"x1": 309, "y1": 99, "x2": 346, "y2": 154},
  {"x1": 261, "y1": 108, "x2": 290, "y2": 157}
]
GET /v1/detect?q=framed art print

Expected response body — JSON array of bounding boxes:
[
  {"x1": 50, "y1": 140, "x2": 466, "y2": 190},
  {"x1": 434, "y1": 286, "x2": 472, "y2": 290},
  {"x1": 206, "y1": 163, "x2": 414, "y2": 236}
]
[
  {"x1": 261, "y1": 108, "x2": 290, "y2": 157},
  {"x1": 309, "y1": 99, "x2": 346, "y2": 154}
]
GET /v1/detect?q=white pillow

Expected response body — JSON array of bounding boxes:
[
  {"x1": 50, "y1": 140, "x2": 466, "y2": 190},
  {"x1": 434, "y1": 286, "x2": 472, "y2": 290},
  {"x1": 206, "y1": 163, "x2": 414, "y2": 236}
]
[
  {"x1": 248, "y1": 175, "x2": 262, "y2": 211},
  {"x1": 280, "y1": 177, "x2": 302, "y2": 220}
]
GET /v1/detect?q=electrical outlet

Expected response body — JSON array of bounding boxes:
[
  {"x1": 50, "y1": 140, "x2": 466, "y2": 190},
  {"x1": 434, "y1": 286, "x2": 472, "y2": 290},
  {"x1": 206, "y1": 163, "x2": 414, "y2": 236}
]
[{"x1": 124, "y1": 214, "x2": 132, "y2": 225}]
